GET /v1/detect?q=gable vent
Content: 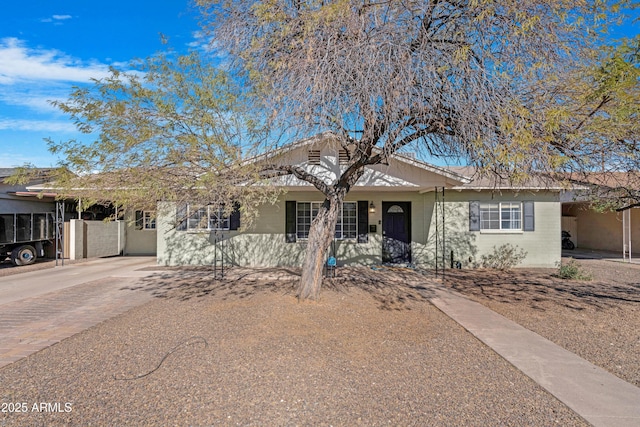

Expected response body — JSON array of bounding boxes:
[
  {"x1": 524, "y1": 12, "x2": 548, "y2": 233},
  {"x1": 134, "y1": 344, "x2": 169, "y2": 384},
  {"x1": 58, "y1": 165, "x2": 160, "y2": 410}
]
[
  {"x1": 338, "y1": 149, "x2": 349, "y2": 165},
  {"x1": 308, "y1": 150, "x2": 321, "y2": 165}
]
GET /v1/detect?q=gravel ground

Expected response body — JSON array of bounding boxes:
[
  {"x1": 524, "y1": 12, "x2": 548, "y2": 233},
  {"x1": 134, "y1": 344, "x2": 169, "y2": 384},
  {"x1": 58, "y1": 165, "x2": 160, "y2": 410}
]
[
  {"x1": 0, "y1": 267, "x2": 587, "y2": 426},
  {"x1": 445, "y1": 257, "x2": 640, "y2": 387}
]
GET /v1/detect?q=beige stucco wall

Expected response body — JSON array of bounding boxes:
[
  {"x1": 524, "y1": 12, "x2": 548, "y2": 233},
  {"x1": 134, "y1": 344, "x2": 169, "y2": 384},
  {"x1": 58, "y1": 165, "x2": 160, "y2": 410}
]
[
  {"x1": 158, "y1": 189, "x2": 561, "y2": 268},
  {"x1": 68, "y1": 219, "x2": 125, "y2": 260},
  {"x1": 563, "y1": 203, "x2": 640, "y2": 253},
  {"x1": 123, "y1": 211, "x2": 157, "y2": 255},
  {"x1": 443, "y1": 191, "x2": 561, "y2": 268}
]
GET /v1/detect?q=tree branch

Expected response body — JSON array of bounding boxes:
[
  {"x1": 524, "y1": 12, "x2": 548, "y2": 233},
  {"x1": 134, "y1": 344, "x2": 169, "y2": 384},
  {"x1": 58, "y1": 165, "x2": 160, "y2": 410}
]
[{"x1": 261, "y1": 164, "x2": 331, "y2": 195}]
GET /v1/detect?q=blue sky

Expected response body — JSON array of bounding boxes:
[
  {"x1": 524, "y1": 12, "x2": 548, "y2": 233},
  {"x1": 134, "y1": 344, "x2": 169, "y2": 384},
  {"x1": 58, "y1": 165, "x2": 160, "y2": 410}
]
[
  {"x1": 0, "y1": 2, "x2": 637, "y2": 168},
  {"x1": 0, "y1": 0, "x2": 203, "y2": 167}
]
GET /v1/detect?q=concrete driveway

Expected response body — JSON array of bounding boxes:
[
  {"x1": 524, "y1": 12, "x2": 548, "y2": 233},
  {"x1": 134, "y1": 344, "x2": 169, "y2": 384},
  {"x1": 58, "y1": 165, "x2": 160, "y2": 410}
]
[{"x1": 0, "y1": 256, "x2": 161, "y2": 368}]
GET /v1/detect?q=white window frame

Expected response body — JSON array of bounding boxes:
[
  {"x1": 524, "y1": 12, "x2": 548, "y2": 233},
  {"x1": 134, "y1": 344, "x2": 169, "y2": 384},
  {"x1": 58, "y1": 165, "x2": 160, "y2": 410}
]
[
  {"x1": 480, "y1": 202, "x2": 522, "y2": 231},
  {"x1": 180, "y1": 205, "x2": 230, "y2": 232},
  {"x1": 142, "y1": 211, "x2": 156, "y2": 230},
  {"x1": 296, "y1": 201, "x2": 357, "y2": 240}
]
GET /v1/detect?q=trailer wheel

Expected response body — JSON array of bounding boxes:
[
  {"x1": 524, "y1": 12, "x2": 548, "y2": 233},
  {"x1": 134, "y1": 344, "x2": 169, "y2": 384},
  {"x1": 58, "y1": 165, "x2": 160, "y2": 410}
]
[{"x1": 11, "y1": 245, "x2": 37, "y2": 266}]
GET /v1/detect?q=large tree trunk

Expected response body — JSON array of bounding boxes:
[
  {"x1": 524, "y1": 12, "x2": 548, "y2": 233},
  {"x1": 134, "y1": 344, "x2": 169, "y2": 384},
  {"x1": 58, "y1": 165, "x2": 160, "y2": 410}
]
[{"x1": 297, "y1": 196, "x2": 342, "y2": 300}]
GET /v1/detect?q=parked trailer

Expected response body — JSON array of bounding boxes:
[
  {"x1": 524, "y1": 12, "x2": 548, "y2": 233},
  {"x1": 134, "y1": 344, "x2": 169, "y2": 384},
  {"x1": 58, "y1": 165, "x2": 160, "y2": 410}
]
[{"x1": 0, "y1": 212, "x2": 55, "y2": 266}]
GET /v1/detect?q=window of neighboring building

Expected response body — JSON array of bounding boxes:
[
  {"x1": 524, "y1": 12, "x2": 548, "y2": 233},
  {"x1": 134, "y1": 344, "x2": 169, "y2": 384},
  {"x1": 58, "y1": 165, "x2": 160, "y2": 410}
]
[
  {"x1": 296, "y1": 201, "x2": 357, "y2": 240},
  {"x1": 480, "y1": 202, "x2": 521, "y2": 230},
  {"x1": 135, "y1": 211, "x2": 156, "y2": 230}
]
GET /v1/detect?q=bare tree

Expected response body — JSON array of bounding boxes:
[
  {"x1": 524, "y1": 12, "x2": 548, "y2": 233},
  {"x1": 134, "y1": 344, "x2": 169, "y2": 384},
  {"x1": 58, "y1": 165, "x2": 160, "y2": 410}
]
[{"x1": 198, "y1": 0, "x2": 634, "y2": 300}]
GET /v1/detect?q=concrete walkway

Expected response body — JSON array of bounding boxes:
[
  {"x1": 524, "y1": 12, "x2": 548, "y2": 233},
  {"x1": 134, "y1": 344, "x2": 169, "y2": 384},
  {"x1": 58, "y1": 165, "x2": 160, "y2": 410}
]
[
  {"x1": 429, "y1": 286, "x2": 640, "y2": 427},
  {"x1": 0, "y1": 257, "x2": 161, "y2": 368}
]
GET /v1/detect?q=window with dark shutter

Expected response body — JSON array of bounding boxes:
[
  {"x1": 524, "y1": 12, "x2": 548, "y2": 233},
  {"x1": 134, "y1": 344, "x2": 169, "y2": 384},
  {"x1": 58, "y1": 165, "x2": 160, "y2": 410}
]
[
  {"x1": 469, "y1": 201, "x2": 480, "y2": 231},
  {"x1": 285, "y1": 200, "x2": 297, "y2": 242},
  {"x1": 523, "y1": 201, "x2": 535, "y2": 231},
  {"x1": 135, "y1": 211, "x2": 143, "y2": 230},
  {"x1": 176, "y1": 205, "x2": 187, "y2": 230},
  {"x1": 357, "y1": 201, "x2": 368, "y2": 243},
  {"x1": 229, "y1": 202, "x2": 241, "y2": 230}
]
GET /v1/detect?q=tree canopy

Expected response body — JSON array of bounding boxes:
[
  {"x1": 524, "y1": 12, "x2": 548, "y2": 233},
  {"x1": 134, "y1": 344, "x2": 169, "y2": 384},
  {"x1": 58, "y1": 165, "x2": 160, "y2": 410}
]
[
  {"x1": 26, "y1": 52, "x2": 280, "y2": 224},
  {"x1": 198, "y1": 0, "x2": 638, "y2": 299},
  {"x1": 552, "y1": 35, "x2": 640, "y2": 211},
  {"x1": 199, "y1": 0, "x2": 634, "y2": 179}
]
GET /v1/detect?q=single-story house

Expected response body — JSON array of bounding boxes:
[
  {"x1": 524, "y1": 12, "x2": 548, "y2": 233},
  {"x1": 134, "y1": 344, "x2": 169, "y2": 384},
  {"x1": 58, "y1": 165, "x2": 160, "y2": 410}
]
[{"x1": 157, "y1": 136, "x2": 563, "y2": 269}]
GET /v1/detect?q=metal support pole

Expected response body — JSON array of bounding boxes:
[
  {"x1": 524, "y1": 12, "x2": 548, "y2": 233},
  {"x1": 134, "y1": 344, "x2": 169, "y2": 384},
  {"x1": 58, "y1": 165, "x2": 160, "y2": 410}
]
[
  {"x1": 55, "y1": 201, "x2": 64, "y2": 266},
  {"x1": 434, "y1": 187, "x2": 438, "y2": 276},
  {"x1": 442, "y1": 187, "x2": 445, "y2": 281},
  {"x1": 623, "y1": 209, "x2": 631, "y2": 263}
]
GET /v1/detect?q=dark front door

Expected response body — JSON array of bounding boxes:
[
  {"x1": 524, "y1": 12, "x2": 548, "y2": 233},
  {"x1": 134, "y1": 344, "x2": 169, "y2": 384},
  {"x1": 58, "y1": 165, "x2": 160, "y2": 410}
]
[{"x1": 382, "y1": 202, "x2": 411, "y2": 263}]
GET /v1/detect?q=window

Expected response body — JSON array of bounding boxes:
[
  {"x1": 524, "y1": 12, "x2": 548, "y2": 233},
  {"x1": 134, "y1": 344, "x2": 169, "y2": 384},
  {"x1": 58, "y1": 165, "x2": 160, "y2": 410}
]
[
  {"x1": 143, "y1": 212, "x2": 156, "y2": 230},
  {"x1": 296, "y1": 201, "x2": 357, "y2": 240},
  {"x1": 135, "y1": 211, "x2": 156, "y2": 230},
  {"x1": 480, "y1": 202, "x2": 521, "y2": 230},
  {"x1": 178, "y1": 205, "x2": 231, "y2": 231}
]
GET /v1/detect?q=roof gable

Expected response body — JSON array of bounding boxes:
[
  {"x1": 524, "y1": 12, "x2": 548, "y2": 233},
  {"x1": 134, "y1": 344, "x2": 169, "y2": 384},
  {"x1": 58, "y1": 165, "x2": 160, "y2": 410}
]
[{"x1": 256, "y1": 133, "x2": 469, "y2": 191}]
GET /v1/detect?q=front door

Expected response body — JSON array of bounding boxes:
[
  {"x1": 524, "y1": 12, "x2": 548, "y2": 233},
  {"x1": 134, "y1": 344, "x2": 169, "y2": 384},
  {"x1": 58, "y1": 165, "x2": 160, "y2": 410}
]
[{"x1": 382, "y1": 202, "x2": 411, "y2": 263}]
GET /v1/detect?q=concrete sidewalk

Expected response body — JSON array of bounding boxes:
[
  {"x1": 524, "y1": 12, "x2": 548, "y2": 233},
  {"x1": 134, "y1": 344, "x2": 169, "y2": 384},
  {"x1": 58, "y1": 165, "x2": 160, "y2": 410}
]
[
  {"x1": 0, "y1": 257, "x2": 161, "y2": 368},
  {"x1": 429, "y1": 286, "x2": 640, "y2": 427}
]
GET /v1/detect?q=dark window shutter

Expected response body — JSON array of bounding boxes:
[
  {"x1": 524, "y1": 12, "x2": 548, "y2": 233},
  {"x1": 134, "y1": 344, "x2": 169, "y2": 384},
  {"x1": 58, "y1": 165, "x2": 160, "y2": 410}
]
[
  {"x1": 135, "y1": 211, "x2": 143, "y2": 230},
  {"x1": 523, "y1": 201, "x2": 535, "y2": 231},
  {"x1": 285, "y1": 201, "x2": 296, "y2": 243},
  {"x1": 469, "y1": 201, "x2": 480, "y2": 231},
  {"x1": 176, "y1": 204, "x2": 187, "y2": 231},
  {"x1": 357, "y1": 200, "x2": 369, "y2": 243},
  {"x1": 229, "y1": 202, "x2": 241, "y2": 230}
]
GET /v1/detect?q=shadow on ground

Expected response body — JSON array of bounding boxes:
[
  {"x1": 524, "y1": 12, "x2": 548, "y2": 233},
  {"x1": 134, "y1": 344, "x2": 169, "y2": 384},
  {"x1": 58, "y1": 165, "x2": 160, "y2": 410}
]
[
  {"x1": 445, "y1": 268, "x2": 640, "y2": 311},
  {"x1": 123, "y1": 266, "x2": 437, "y2": 310}
]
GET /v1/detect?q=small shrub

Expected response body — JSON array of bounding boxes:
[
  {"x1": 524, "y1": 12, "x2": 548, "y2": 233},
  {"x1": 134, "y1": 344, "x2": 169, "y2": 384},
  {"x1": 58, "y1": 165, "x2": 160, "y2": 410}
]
[
  {"x1": 557, "y1": 258, "x2": 592, "y2": 281},
  {"x1": 479, "y1": 244, "x2": 527, "y2": 270}
]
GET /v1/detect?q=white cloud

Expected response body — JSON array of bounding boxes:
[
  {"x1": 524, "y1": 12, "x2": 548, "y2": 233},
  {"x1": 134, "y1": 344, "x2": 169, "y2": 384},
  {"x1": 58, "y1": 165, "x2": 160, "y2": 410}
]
[
  {"x1": 0, "y1": 90, "x2": 62, "y2": 113},
  {"x1": 0, "y1": 118, "x2": 76, "y2": 133},
  {"x1": 41, "y1": 14, "x2": 73, "y2": 23},
  {"x1": 0, "y1": 37, "x2": 111, "y2": 84}
]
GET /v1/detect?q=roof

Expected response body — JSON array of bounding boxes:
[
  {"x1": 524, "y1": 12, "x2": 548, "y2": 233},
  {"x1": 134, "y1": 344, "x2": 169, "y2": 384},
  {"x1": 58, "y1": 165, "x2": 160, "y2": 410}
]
[
  {"x1": 559, "y1": 172, "x2": 640, "y2": 191},
  {"x1": 446, "y1": 166, "x2": 567, "y2": 190},
  {"x1": 0, "y1": 167, "x2": 54, "y2": 180}
]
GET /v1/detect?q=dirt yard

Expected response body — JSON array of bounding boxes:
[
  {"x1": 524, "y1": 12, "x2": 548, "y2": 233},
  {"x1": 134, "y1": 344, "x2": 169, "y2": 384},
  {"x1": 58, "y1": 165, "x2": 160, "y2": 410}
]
[
  {"x1": 444, "y1": 257, "x2": 640, "y2": 387},
  {"x1": 0, "y1": 267, "x2": 590, "y2": 426}
]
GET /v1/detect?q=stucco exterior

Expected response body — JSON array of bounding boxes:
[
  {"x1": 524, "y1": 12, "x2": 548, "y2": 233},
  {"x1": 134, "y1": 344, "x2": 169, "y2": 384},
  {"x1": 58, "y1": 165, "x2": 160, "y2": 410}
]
[
  {"x1": 157, "y1": 189, "x2": 561, "y2": 269},
  {"x1": 122, "y1": 210, "x2": 157, "y2": 255},
  {"x1": 156, "y1": 139, "x2": 561, "y2": 269}
]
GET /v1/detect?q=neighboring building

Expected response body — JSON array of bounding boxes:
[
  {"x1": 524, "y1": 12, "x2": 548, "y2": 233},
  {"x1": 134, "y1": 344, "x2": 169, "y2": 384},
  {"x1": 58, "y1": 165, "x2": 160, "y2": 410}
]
[
  {"x1": 561, "y1": 174, "x2": 639, "y2": 257},
  {"x1": 0, "y1": 168, "x2": 56, "y2": 213},
  {"x1": 157, "y1": 136, "x2": 563, "y2": 269},
  {"x1": 23, "y1": 178, "x2": 158, "y2": 261}
]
